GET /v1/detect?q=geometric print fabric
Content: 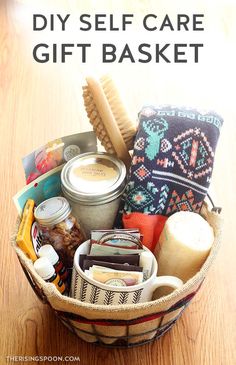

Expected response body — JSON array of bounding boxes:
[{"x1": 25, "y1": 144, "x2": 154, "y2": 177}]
[{"x1": 118, "y1": 105, "x2": 223, "y2": 218}]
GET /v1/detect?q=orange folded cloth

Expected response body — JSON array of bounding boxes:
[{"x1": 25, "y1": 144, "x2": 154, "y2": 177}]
[{"x1": 122, "y1": 213, "x2": 168, "y2": 252}]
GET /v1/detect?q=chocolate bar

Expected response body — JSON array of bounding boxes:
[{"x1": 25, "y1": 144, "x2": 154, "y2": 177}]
[
  {"x1": 83, "y1": 259, "x2": 143, "y2": 272},
  {"x1": 79, "y1": 254, "x2": 140, "y2": 270}
]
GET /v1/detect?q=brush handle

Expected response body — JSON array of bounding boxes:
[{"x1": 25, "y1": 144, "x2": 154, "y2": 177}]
[{"x1": 86, "y1": 77, "x2": 131, "y2": 168}]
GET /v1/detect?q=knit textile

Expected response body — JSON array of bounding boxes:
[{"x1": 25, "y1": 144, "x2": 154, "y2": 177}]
[{"x1": 118, "y1": 105, "x2": 223, "y2": 218}]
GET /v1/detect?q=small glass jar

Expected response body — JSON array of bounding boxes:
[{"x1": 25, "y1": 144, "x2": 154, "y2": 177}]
[
  {"x1": 34, "y1": 197, "x2": 84, "y2": 268},
  {"x1": 61, "y1": 152, "x2": 127, "y2": 238}
]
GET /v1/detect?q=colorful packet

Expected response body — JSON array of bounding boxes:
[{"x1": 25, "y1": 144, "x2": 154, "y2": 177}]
[
  {"x1": 89, "y1": 244, "x2": 144, "y2": 256},
  {"x1": 87, "y1": 265, "x2": 144, "y2": 286},
  {"x1": 16, "y1": 199, "x2": 43, "y2": 261},
  {"x1": 13, "y1": 165, "x2": 63, "y2": 214},
  {"x1": 91, "y1": 229, "x2": 142, "y2": 250},
  {"x1": 22, "y1": 132, "x2": 97, "y2": 184},
  {"x1": 91, "y1": 229, "x2": 141, "y2": 248}
]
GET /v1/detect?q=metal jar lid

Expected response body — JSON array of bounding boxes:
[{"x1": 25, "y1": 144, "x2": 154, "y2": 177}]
[
  {"x1": 61, "y1": 152, "x2": 126, "y2": 206},
  {"x1": 34, "y1": 197, "x2": 71, "y2": 226}
]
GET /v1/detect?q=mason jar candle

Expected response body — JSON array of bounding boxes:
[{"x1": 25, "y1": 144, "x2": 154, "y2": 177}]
[{"x1": 61, "y1": 152, "x2": 126, "y2": 238}]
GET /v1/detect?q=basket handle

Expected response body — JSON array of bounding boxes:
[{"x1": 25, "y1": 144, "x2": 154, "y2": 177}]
[
  {"x1": 18, "y1": 258, "x2": 48, "y2": 304},
  {"x1": 207, "y1": 194, "x2": 222, "y2": 214}
]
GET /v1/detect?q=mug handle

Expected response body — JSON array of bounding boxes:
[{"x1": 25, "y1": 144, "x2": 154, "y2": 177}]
[{"x1": 151, "y1": 275, "x2": 183, "y2": 295}]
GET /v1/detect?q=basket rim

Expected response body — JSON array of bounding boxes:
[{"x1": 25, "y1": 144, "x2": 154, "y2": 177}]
[{"x1": 11, "y1": 202, "x2": 222, "y2": 314}]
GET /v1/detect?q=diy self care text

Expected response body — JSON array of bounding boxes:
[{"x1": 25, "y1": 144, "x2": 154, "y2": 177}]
[{"x1": 32, "y1": 13, "x2": 205, "y2": 64}]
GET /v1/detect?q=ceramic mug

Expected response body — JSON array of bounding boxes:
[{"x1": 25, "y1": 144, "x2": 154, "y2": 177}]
[{"x1": 70, "y1": 240, "x2": 183, "y2": 305}]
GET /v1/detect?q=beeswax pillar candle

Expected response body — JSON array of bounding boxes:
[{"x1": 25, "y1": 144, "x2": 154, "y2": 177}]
[{"x1": 155, "y1": 211, "x2": 214, "y2": 283}]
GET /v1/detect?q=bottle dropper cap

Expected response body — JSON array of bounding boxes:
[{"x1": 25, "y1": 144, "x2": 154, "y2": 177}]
[
  {"x1": 34, "y1": 257, "x2": 55, "y2": 280},
  {"x1": 38, "y1": 245, "x2": 59, "y2": 266}
]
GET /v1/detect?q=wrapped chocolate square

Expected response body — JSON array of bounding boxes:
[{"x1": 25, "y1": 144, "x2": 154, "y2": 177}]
[{"x1": 119, "y1": 105, "x2": 223, "y2": 217}]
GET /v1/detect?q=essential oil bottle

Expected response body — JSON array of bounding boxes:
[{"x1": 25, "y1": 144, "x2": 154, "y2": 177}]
[
  {"x1": 34, "y1": 257, "x2": 66, "y2": 294},
  {"x1": 38, "y1": 244, "x2": 68, "y2": 282}
]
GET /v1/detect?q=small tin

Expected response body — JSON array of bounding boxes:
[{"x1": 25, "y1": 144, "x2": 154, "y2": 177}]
[{"x1": 61, "y1": 152, "x2": 126, "y2": 237}]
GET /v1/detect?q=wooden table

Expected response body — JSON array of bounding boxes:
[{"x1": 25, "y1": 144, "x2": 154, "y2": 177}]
[{"x1": 1, "y1": 0, "x2": 236, "y2": 364}]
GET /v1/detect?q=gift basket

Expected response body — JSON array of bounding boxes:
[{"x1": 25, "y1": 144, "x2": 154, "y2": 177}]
[{"x1": 12, "y1": 76, "x2": 223, "y2": 348}]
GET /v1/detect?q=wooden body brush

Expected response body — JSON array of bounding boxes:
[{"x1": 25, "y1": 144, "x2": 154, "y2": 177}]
[{"x1": 83, "y1": 75, "x2": 136, "y2": 167}]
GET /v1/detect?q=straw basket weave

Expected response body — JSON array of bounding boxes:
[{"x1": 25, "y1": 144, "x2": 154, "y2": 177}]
[{"x1": 12, "y1": 202, "x2": 222, "y2": 348}]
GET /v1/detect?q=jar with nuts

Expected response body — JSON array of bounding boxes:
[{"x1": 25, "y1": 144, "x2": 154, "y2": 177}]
[{"x1": 34, "y1": 197, "x2": 85, "y2": 268}]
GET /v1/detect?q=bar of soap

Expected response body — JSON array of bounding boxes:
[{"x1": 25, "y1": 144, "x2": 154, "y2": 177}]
[{"x1": 156, "y1": 211, "x2": 214, "y2": 283}]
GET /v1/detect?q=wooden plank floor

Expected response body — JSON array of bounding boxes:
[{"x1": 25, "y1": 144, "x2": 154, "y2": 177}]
[{"x1": 1, "y1": 0, "x2": 236, "y2": 364}]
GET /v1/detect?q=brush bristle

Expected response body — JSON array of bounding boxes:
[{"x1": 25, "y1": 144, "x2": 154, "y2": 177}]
[
  {"x1": 100, "y1": 75, "x2": 136, "y2": 150},
  {"x1": 83, "y1": 76, "x2": 136, "y2": 153}
]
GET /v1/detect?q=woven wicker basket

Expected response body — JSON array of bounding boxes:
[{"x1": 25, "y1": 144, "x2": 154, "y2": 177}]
[{"x1": 12, "y1": 201, "x2": 222, "y2": 348}]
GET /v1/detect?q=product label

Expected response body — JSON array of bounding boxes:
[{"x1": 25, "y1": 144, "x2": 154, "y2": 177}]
[
  {"x1": 105, "y1": 278, "x2": 126, "y2": 286},
  {"x1": 63, "y1": 145, "x2": 81, "y2": 161},
  {"x1": 73, "y1": 163, "x2": 117, "y2": 181},
  {"x1": 31, "y1": 222, "x2": 43, "y2": 254}
]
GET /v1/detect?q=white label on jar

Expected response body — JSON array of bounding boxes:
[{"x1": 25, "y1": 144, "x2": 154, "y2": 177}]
[{"x1": 73, "y1": 163, "x2": 117, "y2": 182}]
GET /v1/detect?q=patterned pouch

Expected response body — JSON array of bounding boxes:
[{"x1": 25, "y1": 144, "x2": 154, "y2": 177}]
[{"x1": 118, "y1": 105, "x2": 223, "y2": 218}]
